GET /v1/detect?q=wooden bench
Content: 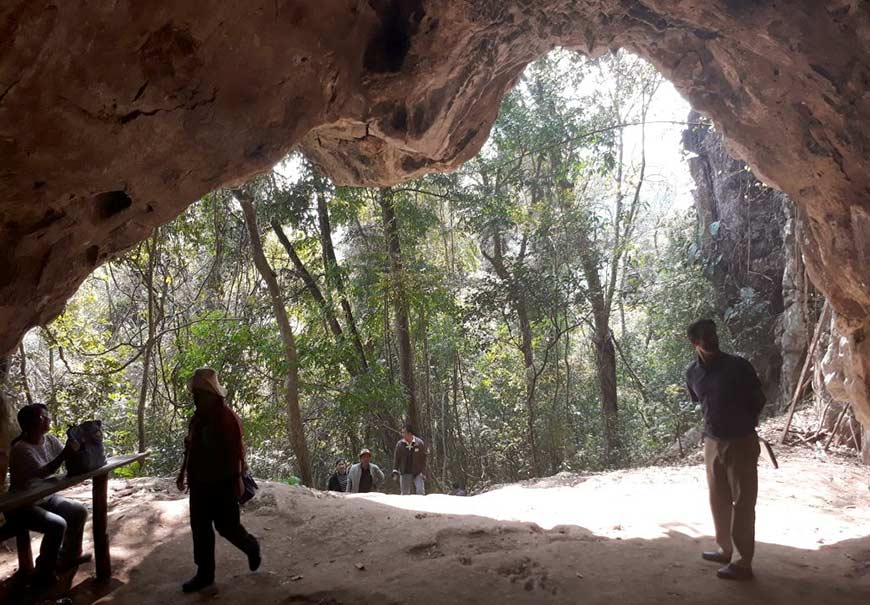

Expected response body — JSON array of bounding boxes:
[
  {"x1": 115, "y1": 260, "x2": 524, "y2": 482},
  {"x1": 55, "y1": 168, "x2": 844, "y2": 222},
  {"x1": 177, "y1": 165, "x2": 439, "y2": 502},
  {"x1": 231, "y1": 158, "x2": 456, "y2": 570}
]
[
  {"x1": 0, "y1": 520, "x2": 32, "y2": 577},
  {"x1": 0, "y1": 452, "x2": 148, "y2": 581}
]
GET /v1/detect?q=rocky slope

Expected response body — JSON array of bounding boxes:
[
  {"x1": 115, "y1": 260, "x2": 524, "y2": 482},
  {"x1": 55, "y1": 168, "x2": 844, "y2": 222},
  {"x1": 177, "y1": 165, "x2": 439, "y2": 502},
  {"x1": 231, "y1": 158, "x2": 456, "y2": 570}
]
[{"x1": 1, "y1": 2, "x2": 868, "y2": 427}]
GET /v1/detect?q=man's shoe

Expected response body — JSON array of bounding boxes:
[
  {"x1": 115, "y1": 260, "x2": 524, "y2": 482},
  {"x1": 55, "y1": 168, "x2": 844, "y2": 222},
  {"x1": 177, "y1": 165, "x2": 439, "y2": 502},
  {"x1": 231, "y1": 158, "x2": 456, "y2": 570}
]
[
  {"x1": 248, "y1": 542, "x2": 262, "y2": 572},
  {"x1": 57, "y1": 552, "x2": 93, "y2": 572},
  {"x1": 702, "y1": 551, "x2": 732, "y2": 564},
  {"x1": 182, "y1": 575, "x2": 214, "y2": 593},
  {"x1": 716, "y1": 563, "x2": 754, "y2": 581}
]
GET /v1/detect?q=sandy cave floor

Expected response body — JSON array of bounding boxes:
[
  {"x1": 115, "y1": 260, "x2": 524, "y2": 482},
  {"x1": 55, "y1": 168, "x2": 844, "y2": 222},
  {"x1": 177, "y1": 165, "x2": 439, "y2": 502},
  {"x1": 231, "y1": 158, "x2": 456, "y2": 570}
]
[{"x1": 1, "y1": 413, "x2": 869, "y2": 605}]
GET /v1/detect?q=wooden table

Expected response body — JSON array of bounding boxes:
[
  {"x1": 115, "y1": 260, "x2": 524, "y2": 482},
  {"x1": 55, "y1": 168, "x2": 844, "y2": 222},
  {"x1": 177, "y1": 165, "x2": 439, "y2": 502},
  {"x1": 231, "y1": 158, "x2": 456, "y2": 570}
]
[{"x1": 0, "y1": 452, "x2": 148, "y2": 581}]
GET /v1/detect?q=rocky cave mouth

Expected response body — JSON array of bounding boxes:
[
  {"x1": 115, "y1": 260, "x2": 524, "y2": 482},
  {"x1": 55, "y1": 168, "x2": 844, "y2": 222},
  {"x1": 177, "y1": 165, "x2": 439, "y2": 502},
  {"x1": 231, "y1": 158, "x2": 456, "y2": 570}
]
[{"x1": 0, "y1": 2, "x2": 868, "y2": 431}]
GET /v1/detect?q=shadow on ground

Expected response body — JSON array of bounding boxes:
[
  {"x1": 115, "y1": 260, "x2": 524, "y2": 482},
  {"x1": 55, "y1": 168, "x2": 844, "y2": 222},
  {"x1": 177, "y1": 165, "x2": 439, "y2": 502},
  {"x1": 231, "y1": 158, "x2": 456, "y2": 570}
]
[{"x1": 2, "y1": 486, "x2": 868, "y2": 605}]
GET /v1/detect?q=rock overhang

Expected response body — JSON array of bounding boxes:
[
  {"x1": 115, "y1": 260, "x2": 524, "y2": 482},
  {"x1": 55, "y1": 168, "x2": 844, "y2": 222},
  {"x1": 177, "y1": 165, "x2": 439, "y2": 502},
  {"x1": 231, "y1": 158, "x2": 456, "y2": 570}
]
[{"x1": 1, "y1": 0, "x2": 868, "y2": 423}]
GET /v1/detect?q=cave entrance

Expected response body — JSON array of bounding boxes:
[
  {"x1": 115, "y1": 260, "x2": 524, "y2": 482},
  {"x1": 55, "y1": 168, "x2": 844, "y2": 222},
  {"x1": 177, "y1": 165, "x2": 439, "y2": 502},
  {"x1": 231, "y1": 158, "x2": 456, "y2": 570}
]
[
  {"x1": 2, "y1": 49, "x2": 860, "y2": 495},
  {"x1": 2, "y1": 4, "x2": 870, "y2": 599}
]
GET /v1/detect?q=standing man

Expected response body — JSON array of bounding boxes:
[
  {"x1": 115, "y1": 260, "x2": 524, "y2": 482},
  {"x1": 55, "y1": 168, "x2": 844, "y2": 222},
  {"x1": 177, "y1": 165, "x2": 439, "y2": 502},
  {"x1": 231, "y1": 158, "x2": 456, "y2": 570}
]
[
  {"x1": 392, "y1": 424, "x2": 426, "y2": 495},
  {"x1": 327, "y1": 458, "x2": 349, "y2": 492},
  {"x1": 346, "y1": 449, "x2": 385, "y2": 493},
  {"x1": 685, "y1": 319, "x2": 766, "y2": 581}
]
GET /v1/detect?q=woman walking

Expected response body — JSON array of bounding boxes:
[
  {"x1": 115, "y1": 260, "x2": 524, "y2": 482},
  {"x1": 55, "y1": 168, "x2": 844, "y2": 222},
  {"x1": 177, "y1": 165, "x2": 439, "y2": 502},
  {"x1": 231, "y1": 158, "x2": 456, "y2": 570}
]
[{"x1": 177, "y1": 368, "x2": 261, "y2": 593}]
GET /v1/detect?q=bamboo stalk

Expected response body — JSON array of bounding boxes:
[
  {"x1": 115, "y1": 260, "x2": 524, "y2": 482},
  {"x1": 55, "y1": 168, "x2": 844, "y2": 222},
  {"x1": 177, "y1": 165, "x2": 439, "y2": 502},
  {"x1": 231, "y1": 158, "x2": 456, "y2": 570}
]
[
  {"x1": 780, "y1": 300, "x2": 830, "y2": 444},
  {"x1": 824, "y1": 404, "x2": 849, "y2": 451}
]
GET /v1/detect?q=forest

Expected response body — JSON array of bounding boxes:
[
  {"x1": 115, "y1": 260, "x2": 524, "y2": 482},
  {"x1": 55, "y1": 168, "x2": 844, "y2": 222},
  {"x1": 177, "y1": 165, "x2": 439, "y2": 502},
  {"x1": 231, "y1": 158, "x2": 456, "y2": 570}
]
[{"x1": 3, "y1": 51, "x2": 733, "y2": 490}]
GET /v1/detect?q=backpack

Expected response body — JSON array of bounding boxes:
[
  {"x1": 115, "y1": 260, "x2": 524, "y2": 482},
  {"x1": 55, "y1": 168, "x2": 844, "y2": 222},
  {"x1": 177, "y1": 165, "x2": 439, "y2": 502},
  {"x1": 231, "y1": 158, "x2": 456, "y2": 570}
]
[{"x1": 66, "y1": 420, "x2": 108, "y2": 475}]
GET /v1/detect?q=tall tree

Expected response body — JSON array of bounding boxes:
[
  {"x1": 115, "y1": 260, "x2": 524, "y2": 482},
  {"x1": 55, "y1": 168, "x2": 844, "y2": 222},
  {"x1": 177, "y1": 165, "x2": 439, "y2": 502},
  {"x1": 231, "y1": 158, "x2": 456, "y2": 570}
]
[
  {"x1": 134, "y1": 231, "x2": 162, "y2": 454},
  {"x1": 576, "y1": 52, "x2": 657, "y2": 462},
  {"x1": 317, "y1": 193, "x2": 369, "y2": 374},
  {"x1": 480, "y1": 225, "x2": 542, "y2": 474},
  {"x1": 236, "y1": 188, "x2": 313, "y2": 486},
  {"x1": 379, "y1": 188, "x2": 420, "y2": 430}
]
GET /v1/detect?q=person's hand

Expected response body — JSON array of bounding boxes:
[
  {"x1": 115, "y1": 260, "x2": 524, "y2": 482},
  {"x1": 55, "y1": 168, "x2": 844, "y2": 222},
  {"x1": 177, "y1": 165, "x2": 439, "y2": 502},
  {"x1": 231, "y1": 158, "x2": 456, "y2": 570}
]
[
  {"x1": 391, "y1": 470, "x2": 399, "y2": 481},
  {"x1": 64, "y1": 438, "x2": 80, "y2": 456},
  {"x1": 176, "y1": 474, "x2": 186, "y2": 492}
]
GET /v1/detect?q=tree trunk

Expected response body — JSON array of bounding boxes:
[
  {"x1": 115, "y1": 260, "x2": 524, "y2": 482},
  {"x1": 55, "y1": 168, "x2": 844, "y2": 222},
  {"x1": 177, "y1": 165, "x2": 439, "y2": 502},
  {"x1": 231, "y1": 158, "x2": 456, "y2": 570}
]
[
  {"x1": 482, "y1": 232, "x2": 540, "y2": 475},
  {"x1": 592, "y1": 316, "x2": 619, "y2": 463},
  {"x1": 137, "y1": 234, "x2": 158, "y2": 454},
  {"x1": 317, "y1": 195, "x2": 369, "y2": 372},
  {"x1": 209, "y1": 194, "x2": 226, "y2": 306},
  {"x1": 271, "y1": 220, "x2": 346, "y2": 341},
  {"x1": 48, "y1": 342, "x2": 56, "y2": 405},
  {"x1": 237, "y1": 189, "x2": 313, "y2": 487},
  {"x1": 517, "y1": 297, "x2": 540, "y2": 475},
  {"x1": 17, "y1": 342, "x2": 33, "y2": 405},
  {"x1": 274, "y1": 217, "x2": 396, "y2": 453},
  {"x1": 450, "y1": 352, "x2": 468, "y2": 484},
  {"x1": 379, "y1": 188, "x2": 419, "y2": 430},
  {"x1": 579, "y1": 244, "x2": 620, "y2": 464}
]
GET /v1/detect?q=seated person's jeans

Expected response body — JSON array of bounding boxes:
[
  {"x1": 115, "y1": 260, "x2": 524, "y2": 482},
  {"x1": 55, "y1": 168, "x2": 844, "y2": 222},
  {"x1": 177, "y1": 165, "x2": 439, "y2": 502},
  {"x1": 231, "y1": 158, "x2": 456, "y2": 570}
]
[{"x1": 10, "y1": 495, "x2": 87, "y2": 573}]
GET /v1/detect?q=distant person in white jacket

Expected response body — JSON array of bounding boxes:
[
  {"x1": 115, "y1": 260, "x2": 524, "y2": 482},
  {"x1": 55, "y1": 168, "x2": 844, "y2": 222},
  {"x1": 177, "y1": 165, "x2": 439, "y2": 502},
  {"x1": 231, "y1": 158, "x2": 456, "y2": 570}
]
[{"x1": 346, "y1": 449, "x2": 385, "y2": 493}]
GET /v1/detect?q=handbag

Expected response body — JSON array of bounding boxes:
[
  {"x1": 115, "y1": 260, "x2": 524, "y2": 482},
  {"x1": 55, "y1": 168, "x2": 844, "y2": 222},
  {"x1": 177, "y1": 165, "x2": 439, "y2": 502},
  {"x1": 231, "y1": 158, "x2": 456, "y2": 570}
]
[
  {"x1": 66, "y1": 420, "x2": 108, "y2": 475},
  {"x1": 239, "y1": 470, "x2": 258, "y2": 505}
]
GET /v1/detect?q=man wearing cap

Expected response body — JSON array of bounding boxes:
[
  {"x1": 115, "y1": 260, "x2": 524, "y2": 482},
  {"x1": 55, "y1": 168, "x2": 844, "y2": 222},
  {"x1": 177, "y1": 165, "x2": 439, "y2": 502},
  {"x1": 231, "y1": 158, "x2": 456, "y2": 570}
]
[
  {"x1": 177, "y1": 368, "x2": 261, "y2": 593},
  {"x1": 345, "y1": 449, "x2": 385, "y2": 494}
]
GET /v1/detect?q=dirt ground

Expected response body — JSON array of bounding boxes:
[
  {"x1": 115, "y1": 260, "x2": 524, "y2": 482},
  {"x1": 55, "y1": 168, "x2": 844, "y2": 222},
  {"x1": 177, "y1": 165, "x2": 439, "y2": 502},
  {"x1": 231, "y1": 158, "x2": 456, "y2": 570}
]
[{"x1": 2, "y1": 410, "x2": 869, "y2": 604}]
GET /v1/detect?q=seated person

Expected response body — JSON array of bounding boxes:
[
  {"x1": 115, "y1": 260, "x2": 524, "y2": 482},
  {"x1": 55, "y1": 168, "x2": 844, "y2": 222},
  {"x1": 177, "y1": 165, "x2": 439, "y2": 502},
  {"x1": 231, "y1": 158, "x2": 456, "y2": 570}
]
[
  {"x1": 346, "y1": 449, "x2": 384, "y2": 494},
  {"x1": 8, "y1": 403, "x2": 91, "y2": 584}
]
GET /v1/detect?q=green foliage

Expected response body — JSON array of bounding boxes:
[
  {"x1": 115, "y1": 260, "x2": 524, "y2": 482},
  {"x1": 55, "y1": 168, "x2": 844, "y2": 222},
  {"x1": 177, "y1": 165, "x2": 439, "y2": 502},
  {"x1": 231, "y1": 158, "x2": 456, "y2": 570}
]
[{"x1": 8, "y1": 50, "x2": 716, "y2": 490}]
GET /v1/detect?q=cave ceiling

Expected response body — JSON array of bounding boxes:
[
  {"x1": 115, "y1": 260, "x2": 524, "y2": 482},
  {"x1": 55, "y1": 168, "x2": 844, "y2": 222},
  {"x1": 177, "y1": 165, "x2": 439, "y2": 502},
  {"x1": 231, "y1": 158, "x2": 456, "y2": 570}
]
[{"x1": 1, "y1": 1, "x2": 868, "y2": 422}]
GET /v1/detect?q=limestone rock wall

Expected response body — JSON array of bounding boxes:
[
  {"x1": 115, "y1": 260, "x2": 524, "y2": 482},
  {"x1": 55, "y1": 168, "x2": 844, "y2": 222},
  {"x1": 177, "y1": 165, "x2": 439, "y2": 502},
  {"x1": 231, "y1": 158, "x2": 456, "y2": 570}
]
[
  {"x1": 1, "y1": 1, "x2": 869, "y2": 426},
  {"x1": 683, "y1": 112, "x2": 791, "y2": 406}
]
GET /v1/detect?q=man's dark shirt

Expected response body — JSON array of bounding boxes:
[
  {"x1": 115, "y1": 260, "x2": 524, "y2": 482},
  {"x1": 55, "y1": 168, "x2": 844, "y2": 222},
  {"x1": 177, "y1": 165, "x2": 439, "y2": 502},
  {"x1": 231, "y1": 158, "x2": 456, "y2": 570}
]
[
  {"x1": 187, "y1": 408, "x2": 243, "y2": 485},
  {"x1": 358, "y1": 466, "x2": 373, "y2": 493},
  {"x1": 327, "y1": 472, "x2": 347, "y2": 492},
  {"x1": 686, "y1": 351, "x2": 766, "y2": 439}
]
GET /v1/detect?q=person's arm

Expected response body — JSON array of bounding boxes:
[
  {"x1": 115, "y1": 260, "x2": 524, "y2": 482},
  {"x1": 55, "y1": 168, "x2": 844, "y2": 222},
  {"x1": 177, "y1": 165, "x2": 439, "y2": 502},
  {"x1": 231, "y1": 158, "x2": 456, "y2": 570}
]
[
  {"x1": 373, "y1": 464, "x2": 385, "y2": 486},
  {"x1": 345, "y1": 467, "x2": 354, "y2": 493},
  {"x1": 418, "y1": 438, "x2": 427, "y2": 474},
  {"x1": 392, "y1": 442, "x2": 401, "y2": 477},
  {"x1": 15, "y1": 436, "x2": 77, "y2": 484},
  {"x1": 177, "y1": 424, "x2": 191, "y2": 492},
  {"x1": 685, "y1": 368, "x2": 698, "y2": 403},
  {"x1": 230, "y1": 411, "x2": 246, "y2": 498},
  {"x1": 742, "y1": 359, "x2": 767, "y2": 423}
]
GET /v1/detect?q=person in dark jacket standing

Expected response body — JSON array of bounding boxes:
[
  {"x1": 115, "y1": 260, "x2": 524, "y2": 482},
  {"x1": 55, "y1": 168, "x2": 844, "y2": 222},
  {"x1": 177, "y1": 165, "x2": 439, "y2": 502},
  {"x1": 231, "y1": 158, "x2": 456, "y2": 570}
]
[
  {"x1": 392, "y1": 424, "x2": 427, "y2": 495},
  {"x1": 685, "y1": 319, "x2": 766, "y2": 581},
  {"x1": 327, "y1": 458, "x2": 349, "y2": 492},
  {"x1": 177, "y1": 368, "x2": 261, "y2": 593}
]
